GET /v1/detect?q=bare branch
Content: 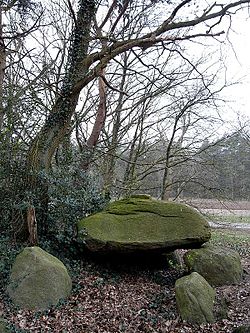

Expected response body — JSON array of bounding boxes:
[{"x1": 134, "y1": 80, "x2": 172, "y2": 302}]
[
  {"x1": 99, "y1": 73, "x2": 129, "y2": 96},
  {"x1": 67, "y1": 0, "x2": 77, "y2": 27}
]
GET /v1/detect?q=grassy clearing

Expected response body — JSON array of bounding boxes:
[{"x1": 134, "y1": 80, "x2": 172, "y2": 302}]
[
  {"x1": 205, "y1": 214, "x2": 250, "y2": 224},
  {"x1": 210, "y1": 229, "x2": 250, "y2": 256}
]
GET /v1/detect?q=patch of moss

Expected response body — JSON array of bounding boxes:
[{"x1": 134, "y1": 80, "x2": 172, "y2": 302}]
[
  {"x1": 184, "y1": 251, "x2": 199, "y2": 267},
  {"x1": 10, "y1": 247, "x2": 68, "y2": 281},
  {"x1": 106, "y1": 198, "x2": 199, "y2": 218}
]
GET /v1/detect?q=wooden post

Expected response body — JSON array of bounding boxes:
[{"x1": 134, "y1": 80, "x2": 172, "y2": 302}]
[{"x1": 27, "y1": 206, "x2": 38, "y2": 246}]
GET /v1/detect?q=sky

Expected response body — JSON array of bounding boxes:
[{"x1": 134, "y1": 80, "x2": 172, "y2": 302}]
[{"x1": 223, "y1": 11, "x2": 250, "y2": 124}]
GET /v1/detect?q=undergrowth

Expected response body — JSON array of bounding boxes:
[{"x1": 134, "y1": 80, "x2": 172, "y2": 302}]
[{"x1": 210, "y1": 229, "x2": 250, "y2": 256}]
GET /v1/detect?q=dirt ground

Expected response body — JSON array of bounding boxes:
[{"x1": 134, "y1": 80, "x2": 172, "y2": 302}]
[{"x1": 1, "y1": 254, "x2": 249, "y2": 333}]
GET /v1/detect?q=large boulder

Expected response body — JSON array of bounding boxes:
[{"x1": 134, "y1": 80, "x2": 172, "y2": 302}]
[
  {"x1": 78, "y1": 197, "x2": 211, "y2": 253},
  {"x1": 184, "y1": 245, "x2": 243, "y2": 286},
  {"x1": 7, "y1": 247, "x2": 72, "y2": 311},
  {"x1": 175, "y1": 272, "x2": 215, "y2": 324}
]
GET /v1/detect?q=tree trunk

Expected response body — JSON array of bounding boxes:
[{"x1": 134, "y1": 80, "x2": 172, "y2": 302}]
[
  {"x1": 24, "y1": 0, "x2": 96, "y2": 237},
  {"x1": 103, "y1": 62, "x2": 127, "y2": 194},
  {"x1": 0, "y1": 6, "x2": 6, "y2": 132},
  {"x1": 81, "y1": 67, "x2": 107, "y2": 170}
]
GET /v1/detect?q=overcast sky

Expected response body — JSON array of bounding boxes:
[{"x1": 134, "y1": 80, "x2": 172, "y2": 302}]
[{"x1": 223, "y1": 12, "x2": 250, "y2": 122}]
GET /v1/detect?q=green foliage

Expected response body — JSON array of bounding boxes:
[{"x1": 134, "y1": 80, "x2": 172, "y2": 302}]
[
  {"x1": 0, "y1": 236, "x2": 21, "y2": 290},
  {"x1": 0, "y1": 146, "x2": 108, "y2": 254},
  {"x1": 0, "y1": 157, "x2": 27, "y2": 235},
  {"x1": 45, "y1": 164, "x2": 108, "y2": 250}
]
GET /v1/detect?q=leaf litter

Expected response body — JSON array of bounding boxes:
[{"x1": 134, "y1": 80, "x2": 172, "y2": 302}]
[{"x1": 0, "y1": 251, "x2": 249, "y2": 333}]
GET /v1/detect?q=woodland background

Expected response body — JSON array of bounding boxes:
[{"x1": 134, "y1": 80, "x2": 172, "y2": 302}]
[{"x1": 0, "y1": 0, "x2": 249, "y2": 243}]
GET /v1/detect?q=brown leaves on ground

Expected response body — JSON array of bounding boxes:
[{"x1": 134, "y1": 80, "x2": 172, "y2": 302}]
[{"x1": 1, "y1": 256, "x2": 249, "y2": 333}]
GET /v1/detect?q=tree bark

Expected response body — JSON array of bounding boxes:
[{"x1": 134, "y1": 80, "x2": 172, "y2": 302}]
[
  {"x1": 27, "y1": 206, "x2": 38, "y2": 245},
  {"x1": 24, "y1": 0, "x2": 96, "y2": 236},
  {"x1": 0, "y1": 6, "x2": 6, "y2": 132},
  {"x1": 26, "y1": 0, "x2": 96, "y2": 171},
  {"x1": 81, "y1": 67, "x2": 107, "y2": 170}
]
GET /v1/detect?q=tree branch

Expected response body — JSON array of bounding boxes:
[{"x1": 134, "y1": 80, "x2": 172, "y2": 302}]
[{"x1": 99, "y1": 73, "x2": 129, "y2": 96}]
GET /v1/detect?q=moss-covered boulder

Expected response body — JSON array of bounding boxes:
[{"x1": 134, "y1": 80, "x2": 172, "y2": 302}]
[
  {"x1": 7, "y1": 247, "x2": 72, "y2": 311},
  {"x1": 184, "y1": 245, "x2": 243, "y2": 286},
  {"x1": 78, "y1": 197, "x2": 211, "y2": 253},
  {"x1": 175, "y1": 272, "x2": 215, "y2": 324}
]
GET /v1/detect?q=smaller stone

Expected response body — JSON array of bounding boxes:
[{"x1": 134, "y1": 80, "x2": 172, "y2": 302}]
[
  {"x1": 175, "y1": 272, "x2": 215, "y2": 324},
  {"x1": 163, "y1": 251, "x2": 183, "y2": 268},
  {"x1": 184, "y1": 245, "x2": 243, "y2": 286},
  {"x1": 214, "y1": 297, "x2": 228, "y2": 320},
  {"x1": 7, "y1": 247, "x2": 72, "y2": 311}
]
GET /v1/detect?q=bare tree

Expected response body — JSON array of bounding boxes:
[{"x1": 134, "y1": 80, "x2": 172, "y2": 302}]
[
  {"x1": 26, "y1": 0, "x2": 250, "y2": 171},
  {"x1": 1, "y1": 0, "x2": 248, "y2": 239},
  {"x1": 0, "y1": 0, "x2": 43, "y2": 133}
]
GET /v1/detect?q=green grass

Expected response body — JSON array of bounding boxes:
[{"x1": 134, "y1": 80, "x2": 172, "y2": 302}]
[
  {"x1": 205, "y1": 214, "x2": 250, "y2": 224},
  {"x1": 210, "y1": 229, "x2": 250, "y2": 257}
]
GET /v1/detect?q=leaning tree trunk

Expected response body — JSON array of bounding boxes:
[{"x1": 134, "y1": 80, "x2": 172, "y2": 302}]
[{"x1": 24, "y1": 0, "x2": 97, "y2": 238}]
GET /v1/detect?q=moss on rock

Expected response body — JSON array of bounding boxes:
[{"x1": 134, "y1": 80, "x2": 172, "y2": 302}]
[
  {"x1": 175, "y1": 272, "x2": 215, "y2": 324},
  {"x1": 78, "y1": 197, "x2": 211, "y2": 253},
  {"x1": 184, "y1": 244, "x2": 243, "y2": 286},
  {"x1": 7, "y1": 247, "x2": 72, "y2": 311}
]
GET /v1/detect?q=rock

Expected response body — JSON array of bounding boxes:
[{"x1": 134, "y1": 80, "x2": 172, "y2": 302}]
[
  {"x1": 0, "y1": 318, "x2": 10, "y2": 333},
  {"x1": 232, "y1": 326, "x2": 250, "y2": 333},
  {"x1": 175, "y1": 272, "x2": 215, "y2": 324},
  {"x1": 78, "y1": 197, "x2": 211, "y2": 253},
  {"x1": 214, "y1": 297, "x2": 228, "y2": 320},
  {"x1": 7, "y1": 247, "x2": 72, "y2": 311},
  {"x1": 163, "y1": 251, "x2": 184, "y2": 269},
  {"x1": 184, "y1": 244, "x2": 243, "y2": 286}
]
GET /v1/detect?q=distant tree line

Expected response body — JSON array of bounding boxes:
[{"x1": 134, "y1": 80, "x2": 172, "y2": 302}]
[{"x1": 96, "y1": 131, "x2": 250, "y2": 201}]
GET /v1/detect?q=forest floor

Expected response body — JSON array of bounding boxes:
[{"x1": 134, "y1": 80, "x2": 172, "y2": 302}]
[{"x1": 0, "y1": 200, "x2": 250, "y2": 333}]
